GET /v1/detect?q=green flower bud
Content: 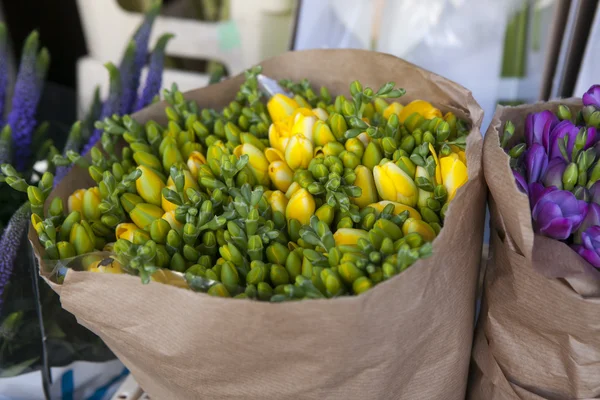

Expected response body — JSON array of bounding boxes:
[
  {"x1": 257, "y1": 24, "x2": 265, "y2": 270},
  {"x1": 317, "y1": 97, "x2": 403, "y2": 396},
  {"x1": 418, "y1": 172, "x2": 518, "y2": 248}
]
[
  {"x1": 322, "y1": 141, "x2": 345, "y2": 157},
  {"x1": 338, "y1": 262, "x2": 365, "y2": 285},
  {"x1": 169, "y1": 252, "x2": 186, "y2": 272},
  {"x1": 133, "y1": 151, "x2": 162, "y2": 172},
  {"x1": 315, "y1": 204, "x2": 335, "y2": 225},
  {"x1": 257, "y1": 282, "x2": 273, "y2": 301},
  {"x1": 362, "y1": 142, "x2": 383, "y2": 171},
  {"x1": 130, "y1": 203, "x2": 164, "y2": 231},
  {"x1": 266, "y1": 242, "x2": 290, "y2": 265},
  {"x1": 509, "y1": 143, "x2": 526, "y2": 159},
  {"x1": 339, "y1": 150, "x2": 361, "y2": 169},
  {"x1": 270, "y1": 264, "x2": 290, "y2": 286},
  {"x1": 501, "y1": 121, "x2": 515, "y2": 148},
  {"x1": 400, "y1": 135, "x2": 415, "y2": 154},
  {"x1": 88, "y1": 166, "x2": 104, "y2": 183},
  {"x1": 373, "y1": 219, "x2": 403, "y2": 241},
  {"x1": 563, "y1": 162, "x2": 578, "y2": 192},
  {"x1": 221, "y1": 262, "x2": 240, "y2": 294},
  {"x1": 208, "y1": 283, "x2": 231, "y2": 297},
  {"x1": 395, "y1": 156, "x2": 416, "y2": 179},
  {"x1": 57, "y1": 241, "x2": 76, "y2": 259},
  {"x1": 345, "y1": 137, "x2": 365, "y2": 159},
  {"x1": 120, "y1": 193, "x2": 144, "y2": 214},
  {"x1": 320, "y1": 269, "x2": 344, "y2": 297},
  {"x1": 285, "y1": 251, "x2": 302, "y2": 281},
  {"x1": 70, "y1": 222, "x2": 95, "y2": 255}
]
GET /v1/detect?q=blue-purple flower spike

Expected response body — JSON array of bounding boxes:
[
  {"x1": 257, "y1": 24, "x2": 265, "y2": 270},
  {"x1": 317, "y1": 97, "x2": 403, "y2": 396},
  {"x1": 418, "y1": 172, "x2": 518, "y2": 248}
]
[
  {"x1": 121, "y1": 1, "x2": 161, "y2": 114},
  {"x1": 83, "y1": 63, "x2": 122, "y2": 154},
  {"x1": 7, "y1": 32, "x2": 49, "y2": 171},
  {"x1": 55, "y1": 122, "x2": 82, "y2": 185},
  {"x1": 0, "y1": 203, "x2": 30, "y2": 314},
  {"x1": 118, "y1": 40, "x2": 137, "y2": 115},
  {"x1": 0, "y1": 24, "x2": 8, "y2": 128},
  {"x1": 135, "y1": 33, "x2": 173, "y2": 111}
]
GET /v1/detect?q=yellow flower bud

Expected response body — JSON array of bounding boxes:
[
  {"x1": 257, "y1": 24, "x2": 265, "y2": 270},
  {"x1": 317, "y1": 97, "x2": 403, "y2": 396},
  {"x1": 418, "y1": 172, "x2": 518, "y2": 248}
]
[
  {"x1": 162, "y1": 210, "x2": 183, "y2": 234},
  {"x1": 312, "y1": 107, "x2": 329, "y2": 121},
  {"x1": 267, "y1": 93, "x2": 299, "y2": 123},
  {"x1": 398, "y1": 100, "x2": 442, "y2": 123},
  {"x1": 82, "y1": 187, "x2": 102, "y2": 221},
  {"x1": 352, "y1": 165, "x2": 378, "y2": 208},
  {"x1": 449, "y1": 145, "x2": 467, "y2": 165},
  {"x1": 161, "y1": 185, "x2": 178, "y2": 213},
  {"x1": 291, "y1": 114, "x2": 317, "y2": 143},
  {"x1": 70, "y1": 222, "x2": 95, "y2": 255},
  {"x1": 150, "y1": 268, "x2": 189, "y2": 289},
  {"x1": 285, "y1": 188, "x2": 315, "y2": 225},
  {"x1": 268, "y1": 190, "x2": 288, "y2": 215},
  {"x1": 268, "y1": 160, "x2": 293, "y2": 192},
  {"x1": 115, "y1": 223, "x2": 142, "y2": 242},
  {"x1": 366, "y1": 201, "x2": 422, "y2": 220},
  {"x1": 383, "y1": 102, "x2": 404, "y2": 120},
  {"x1": 264, "y1": 147, "x2": 285, "y2": 163},
  {"x1": 136, "y1": 165, "x2": 166, "y2": 207},
  {"x1": 402, "y1": 218, "x2": 436, "y2": 242},
  {"x1": 187, "y1": 151, "x2": 207, "y2": 179},
  {"x1": 373, "y1": 162, "x2": 418, "y2": 207},
  {"x1": 440, "y1": 154, "x2": 468, "y2": 201},
  {"x1": 268, "y1": 124, "x2": 290, "y2": 154},
  {"x1": 415, "y1": 166, "x2": 433, "y2": 209},
  {"x1": 313, "y1": 120, "x2": 337, "y2": 147},
  {"x1": 333, "y1": 228, "x2": 369, "y2": 246},
  {"x1": 315, "y1": 204, "x2": 335, "y2": 225},
  {"x1": 68, "y1": 189, "x2": 86, "y2": 214},
  {"x1": 166, "y1": 170, "x2": 199, "y2": 200},
  {"x1": 234, "y1": 143, "x2": 270, "y2": 186},
  {"x1": 428, "y1": 143, "x2": 442, "y2": 185},
  {"x1": 357, "y1": 132, "x2": 370, "y2": 147},
  {"x1": 162, "y1": 143, "x2": 185, "y2": 172},
  {"x1": 285, "y1": 181, "x2": 302, "y2": 198},
  {"x1": 130, "y1": 203, "x2": 164, "y2": 230},
  {"x1": 285, "y1": 135, "x2": 313, "y2": 170}
]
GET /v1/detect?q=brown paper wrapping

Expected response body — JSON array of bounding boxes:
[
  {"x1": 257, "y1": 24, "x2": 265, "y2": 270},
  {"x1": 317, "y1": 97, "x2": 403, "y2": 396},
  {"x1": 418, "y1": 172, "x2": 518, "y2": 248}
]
[
  {"x1": 469, "y1": 102, "x2": 600, "y2": 400},
  {"x1": 31, "y1": 50, "x2": 486, "y2": 399}
]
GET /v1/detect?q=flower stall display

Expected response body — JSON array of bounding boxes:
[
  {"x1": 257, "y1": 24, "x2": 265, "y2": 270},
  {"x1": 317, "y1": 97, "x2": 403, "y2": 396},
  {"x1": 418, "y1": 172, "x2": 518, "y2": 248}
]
[
  {"x1": 469, "y1": 86, "x2": 600, "y2": 399},
  {"x1": 16, "y1": 50, "x2": 485, "y2": 399}
]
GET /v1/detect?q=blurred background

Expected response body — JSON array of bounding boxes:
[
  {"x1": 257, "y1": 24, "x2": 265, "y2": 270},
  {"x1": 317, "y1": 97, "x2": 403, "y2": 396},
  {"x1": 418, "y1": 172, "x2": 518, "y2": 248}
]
[{"x1": 0, "y1": 0, "x2": 599, "y2": 399}]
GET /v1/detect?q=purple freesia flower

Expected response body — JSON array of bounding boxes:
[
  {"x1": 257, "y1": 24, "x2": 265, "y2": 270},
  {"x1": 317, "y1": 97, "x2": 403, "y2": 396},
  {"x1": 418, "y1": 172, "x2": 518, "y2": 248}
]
[
  {"x1": 583, "y1": 85, "x2": 600, "y2": 109},
  {"x1": 513, "y1": 170, "x2": 528, "y2": 194},
  {"x1": 135, "y1": 33, "x2": 173, "y2": 111},
  {"x1": 548, "y1": 120, "x2": 580, "y2": 160},
  {"x1": 541, "y1": 157, "x2": 567, "y2": 189},
  {"x1": 525, "y1": 110, "x2": 558, "y2": 149},
  {"x1": 525, "y1": 143, "x2": 548, "y2": 184},
  {"x1": 572, "y1": 226, "x2": 600, "y2": 268},
  {"x1": 0, "y1": 203, "x2": 30, "y2": 314},
  {"x1": 531, "y1": 189, "x2": 588, "y2": 240},
  {"x1": 528, "y1": 182, "x2": 556, "y2": 209},
  {"x1": 575, "y1": 202, "x2": 600, "y2": 244}
]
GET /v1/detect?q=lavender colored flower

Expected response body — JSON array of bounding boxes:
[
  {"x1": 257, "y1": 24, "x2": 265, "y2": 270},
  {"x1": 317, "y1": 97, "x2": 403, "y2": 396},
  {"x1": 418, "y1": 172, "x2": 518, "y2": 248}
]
[
  {"x1": 513, "y1": 170, "x2": 528, "y2": 194},
  {"x1": 118, "y1": 40, "x2": 137, "y2": 115},
  {"x1": 572, "y1": 226, "x2": 600, "y2": 268},
  {"x1": 135, "y1": 33, "x2": 174, "y2": 111},
  {"x1": 575, "y1": 202, "x2": 600, "y2": 244},
  {"x1": 528, "y1": 182, "x2": 556, "y2": 209},
  {"x1": 525, "y1": 110, "x2": 558, "y2": 149},
  {"x1": 531, "y1": 189, "x2": 588, "y2": 240},
  {"x1": 7, "y1": 32, "x2": 49, "y2": 171},
  {"x1": 541, "y1": 157, "x2": 567, "y2": 189},
  {"x1": 0, "y1": 24, "x2": 8, "y2": 128},
  {"x1": 0, "y1": 203, "x2": 30, "y2": 313},
  {"x1": 524, "y1": 143, "x2": 548, "y2": 184},
  {"x1": 82, "y1": 63, "x2": 122, "y2": 154},
  {"x1": 548, "y1": 120, "x2": 579, "y2": 160},
  {"x1": 121, "y1": 4, "x2": 160, "y2": 114},
  {"x1": 582, "y1": 84, "x2": 600, "y2": 109}
]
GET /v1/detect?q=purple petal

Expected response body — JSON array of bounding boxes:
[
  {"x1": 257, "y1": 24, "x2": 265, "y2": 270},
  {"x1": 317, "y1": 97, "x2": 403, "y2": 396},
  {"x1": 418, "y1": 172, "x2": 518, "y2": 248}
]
[
  {"x1": 135, "y1": 34, "x2": 173, "y2": 112},
  {"x1": 542, "y1": 158, "x2": 567, "y2": 189},
  {"x1": 513, "y1": 170, "x2": 528, "y2": 194},
  {"x1": 585, "y1": 126, "x2": 597, "y2": 149},
  {"x1": 529, "y1": 182, "x2": 556, "y2": 209},
  {"x1": 576, "y1": 247, "x2": 600, "y2": 268},
  {"x1": 582, "y1": 84, "x2": 600, "y2": 108},
  {"x1": 525, "y1": 110, "x2": 558, "y2": 149},
  {"x1": 576, "y1": 202, "x2": 600, "y2": 239},
  {"x1": 525, "y1": 143, "x2": 548, "y2": 184},
  {"x1": 539, "y1": 217, "x2": 576, "y2": 240},
  {"x1": 590, "y1": 181, "x2": 600, "y2": 205},
  {"x1": 549, "y1": 120, "x2": 579, "y2": 160}
]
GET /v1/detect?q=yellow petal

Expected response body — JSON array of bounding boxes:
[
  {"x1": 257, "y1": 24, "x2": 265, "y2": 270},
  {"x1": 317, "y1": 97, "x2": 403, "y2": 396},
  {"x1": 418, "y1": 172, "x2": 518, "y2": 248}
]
[
  {"x1": 428, "y1": 143, "x2": 442, "y2": 185},
  {"x1": 383, "y1": 102, "x2": 404, "y2": 120},
  {"x1": 136, "y1": 165, "x2": 166, "y2": 206},
  {"x1": 285, "y1": 188, "x2": 315, "y2": 225},
  {"x1": 285, "y1": 181, "x2": 302, "y2": 198},
  {"x1": 268, "y1": 190, "x2": 289, "y2": 215},
  {"x1": 236, "y1": 143, "x2": 270, "y2": 185},
  {"x1": 187, "y1": 151, "x2": 207, "y2": 179},
  {"x1": 373, "y1": 162, "x2": 418, "y2": 207},
  {"x1": 291, "y1": 114, "x2": 317, "y2": 143},
  {"x1": 268, "y1": 161, "x2": 293, "y2": 192},
  {"x1": 68, "y1": 189, "x2": 86, "y2": 214},
  {"x1": 397, "y1": 100, "x2": 442, "y2": 123},
  {"x1": 267, "y1": 93, "x2": 299, "y2": 123},
  {"x1": 285, "y1": 135, "x2": 313, "y2": 170},
  {"x1": 333, "y1": 228, "x2": 369, "y2": 246},
  {"x1": 162, "y1": 210, "x2": 183, "y2": 234},
  {"x1": 352, "y1": 165, "x2": 378, "y2": 209},
  {"x1": 402, "y1": 218, "x2": 436, "y2": 242},
  {"x1": 265, "y1": 147, "x2": 285, "y2": 163},
  {"x1": 312, "y1": 107, "x2": 329, "y2": 121},
  {"x1": 440, "y1": 156, "x2": 468, "y2": 201},
  {"x1": 115, "y1": 223, "x2": 139, "y2": 242}
]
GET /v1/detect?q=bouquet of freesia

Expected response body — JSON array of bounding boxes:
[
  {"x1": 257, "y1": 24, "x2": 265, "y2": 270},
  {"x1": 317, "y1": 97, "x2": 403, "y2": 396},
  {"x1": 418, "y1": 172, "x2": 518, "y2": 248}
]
[
  {"x1": 469, "y1": 86, "x2": 600, "y2": 399},
  {"x1": 15, "y1": 50, "x2": 486, "y2": 399}
]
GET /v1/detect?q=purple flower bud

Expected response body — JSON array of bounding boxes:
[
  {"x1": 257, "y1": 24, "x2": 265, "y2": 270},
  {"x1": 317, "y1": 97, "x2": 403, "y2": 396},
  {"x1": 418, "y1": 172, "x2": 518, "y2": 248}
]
[
  {"x1": 582, "y1": 84, "x2": 600, "y2": 109},
  {"x1": 513, "y1": 170, "x2": 528, "y2": 194},
  {"x1": 524, "y1": 143, "x2": 548, "y2": 184},
  {"x1": 531, "y1": 189, "x2": 588, "y2": 240},
  {"x1": 525, "y1": 110, "x2": 558, "y2": 149},
  {"x1": 0, "y1": 203, "x2": 30, "y2": 314},
  {"x1": 542, "y1": 157, "x2": 566, "y2": 189},
  {"x1": 584, "y1": 126, "x2": 597, "y2": 149},
  {"x1": 135, "y1": 33, "x2": 173, "y2": 112},
  {"x1": 572, "y1": 226, "x2": 600, "y2": 268},
  {"x1": 548, "y1": 120, "x2": 579, "y2": 161},
  {"x1": 590, "y1": 181, "x2": 600, "y2": 205}
]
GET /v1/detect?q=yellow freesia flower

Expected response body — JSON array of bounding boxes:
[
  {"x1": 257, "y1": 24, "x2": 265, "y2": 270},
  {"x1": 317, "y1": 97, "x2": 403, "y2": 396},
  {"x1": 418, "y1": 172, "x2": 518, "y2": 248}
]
[
  {"x1": 285, "y1": 135, "x2": 313, "y2": 170},
  {"x1": 268, "y1": 160, "x2": 293, "y2": 192},
  {"x1": 352, "y1": 165, "x2": 378, "y2": 208},
  {"x1": 440, "y1": 154, "x2": 468, "y2": 201},
  {"x1": 68, "y1": 189, "x2": 86, "y2": 214},
  {"x1": 285, "y1": 188, "x2": 315, "y2": 225},
  {"x1": 234, "y1": 143, "x2": 270, "y2": 186},
  {"x1": 397, "y1": 100, "x2": 442, "y2": 123},
  {"x1": 373, "y1": 162, "x2": 418, "y2": 207},
  {"x1": 366, "y1": 201, "x2": 421, "y2": 220},
  {"x1": 333, "y1": 228, "x2": 369, "y2": 246}
]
